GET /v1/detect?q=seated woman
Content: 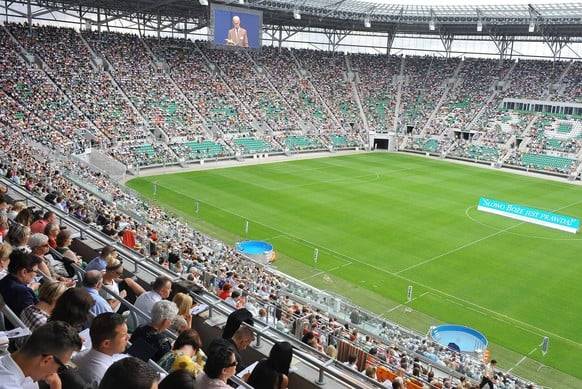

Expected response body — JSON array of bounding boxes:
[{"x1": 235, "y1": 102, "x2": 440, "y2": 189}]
[
  {"x1": 157, "y1": 329, "x2": 206, "y2": 376},
  {"x1": 246, "y1": 342, "x2": 292, "y2": 389},
  {"x1": 20, "y1": 280, "x2": 67, "y2": 331},
  {"x1": 172, "y1": 292, "x2": 193, "y2": 329},
  {"x1": 54, "y1": 229, "x2": 82, "y2": 277}
]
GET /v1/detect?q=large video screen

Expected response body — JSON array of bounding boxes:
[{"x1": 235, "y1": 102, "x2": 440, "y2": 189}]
[{"x1": 211, "y1": 4, "x2": 262, "y2": 49}]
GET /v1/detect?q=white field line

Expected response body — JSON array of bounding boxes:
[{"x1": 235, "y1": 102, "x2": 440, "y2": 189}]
[
  {"x1": 383, "y1": 291, "x2": 430, "y2": 315},
  {"x1": 153, "y1": 183, "x2": 582, "y2": 349},
  {"x1": 395, "y1": 198, "x2": 582, "y2": 275},
  {"x1": 507, "y1": 347, "x2": 538, "y2": 374},
  {"x1": 301, "y1": 261, "x2": 354, "y2": 281}
]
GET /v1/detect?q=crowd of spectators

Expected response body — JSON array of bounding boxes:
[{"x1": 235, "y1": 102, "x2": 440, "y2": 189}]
[
  {"x1": 0, "y1": 119, "x2": 540, "y2": 389},
  {"x1": 2, "y1": 21, "x2": 580, "y2": 389},
  {"x1": 293, "y1": 49, "x2": 361, "y2": 131},
  {"x1": 350, "y1": 53, "x2": 401, "y2": 133},
  {"x1": 398, "y1": 56, "x2": 459, "y2": 135}
]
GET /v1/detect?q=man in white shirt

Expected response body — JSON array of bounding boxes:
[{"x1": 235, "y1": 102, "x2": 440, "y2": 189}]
[
  {"x1": 479, "y1": 359, "x2": 497, "y2": 389},
  {"x1": 72, "y1": 312, "x2": 129, "y2": 386},
  {"x1": 134, "y1": 275, "x2": 172, "y2": 326},
  {"x1": 0, "y1": 321, "x2": 82, "y2": 389}
]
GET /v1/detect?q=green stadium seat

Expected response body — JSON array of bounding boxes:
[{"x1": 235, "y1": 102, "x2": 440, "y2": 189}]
[
  {"x1": 234, "y1": 138, "x2": 272, "y2": 153},
  {"x1": 467, "y1": 145, "x2": 499, "y2": 161},
  {"x1": 134, "y1": 144, "x2": 156, "y2": 157},
  {"x1": 184, "y1": 140, "x2": 224, "y2": 158},
  {"x1": 284, "y1": 136, "x2": 321, "y2": 150},
  {"x1": 521, "y1": 153, "x2": 574, "y2": 172}
]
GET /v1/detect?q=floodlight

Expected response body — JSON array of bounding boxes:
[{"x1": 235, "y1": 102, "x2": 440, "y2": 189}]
[
  {"x1": 199, "y1": 0, "x2": 208, "y2": 5},
  {"x1": 293, "y1": 9, "x2": 301, "y2": 20},
  {"x1": 429, "y1": 20, "x2": 436, "y2": 31},
  {"x1": 529, "y1": 20, "x2": 535, "y2": 32},
  {"x1": 477, "y1": 20, "x2": 483, "y2": 32},
  {"x1": 238, "y1": 0, "x2": 244, "y2": 4},
  {"x1": 364, "y1": 17, "x2": 371, "y2": 28}
]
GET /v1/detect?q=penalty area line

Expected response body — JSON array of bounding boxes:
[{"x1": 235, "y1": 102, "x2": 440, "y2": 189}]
[{"x1": 300, "y1": 261, "x2": 354, "y2": 281}]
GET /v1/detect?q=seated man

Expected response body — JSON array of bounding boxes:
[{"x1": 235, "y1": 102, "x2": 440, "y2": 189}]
[
  {"x1": 30, "y1": 211, "x2": 57, "y2": 234},
  {"x1": 223, "y1": 325, "x2": 255, "y2": 373},
  {"x1": 129, "y1": 300, "x2": 178, "y2": 362},
  {"x1": 73, "y1": 312, "x2": 129, "y2": 386},
  {"x1": 99, "y1": 357, "x2": 160, "y2": 389},
  {"x1": 85, "y1": 246, "x2": 117, "y2": 273},
  {"x1": 28, "y1": 233, "x2": 74, "y2": 285},
  {"x1": 0, "y1": 250, "x2": 42, "y2": 317},
  {"x1": 84, "y1": 270, "x2": 113, "y2": 317},
  {"x1": 100, "y1": 258, "x2": 145, "y2": 313},
  {"x1": 134, "y1": 276, "x2": 172, "y2": 326},
  {"x1": 0, "y1": 321, "x2": 82, "y2": 389}
]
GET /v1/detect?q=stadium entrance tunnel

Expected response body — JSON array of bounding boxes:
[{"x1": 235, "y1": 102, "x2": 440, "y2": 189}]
[{"x1": 373, "y1": 138, "x2": 389, "y2": 150}]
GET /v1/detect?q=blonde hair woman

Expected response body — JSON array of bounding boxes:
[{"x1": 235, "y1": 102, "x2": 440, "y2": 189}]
[
  {"x1": 0, "y1": 242, "x2": 13, "y2": 280},
  {"x1": 172, "y1": 292, "x2": 193, "y2": 329},
  {"x1": 20, "y1": 281, "x2": 67, "y2": 331}
]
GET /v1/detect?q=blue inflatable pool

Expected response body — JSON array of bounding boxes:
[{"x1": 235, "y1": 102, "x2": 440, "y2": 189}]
[
  {"x1": 430, "y1": 325, "x2": 488, "y2": 353},
  {"x1": 236, "y1": 240, "x2": 275, "y2": 264}
]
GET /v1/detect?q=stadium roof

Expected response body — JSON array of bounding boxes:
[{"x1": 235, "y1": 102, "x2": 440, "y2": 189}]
[{"x1": 15, "y1": 0, "x2": 582, "y2": 38}]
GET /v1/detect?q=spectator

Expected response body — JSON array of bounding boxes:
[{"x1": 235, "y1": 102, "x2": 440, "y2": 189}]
[
  {"x1": 129, "y1": 299, "x2": 178, "y2": 362},
  {"x1": 44, "y1": 223, "x2": 60, "y2": 249},
  {"x1": 0, "y1": 321, "x2": 82, "y2": 389},
  {"x1": 5, "y1": 223, "x2": 31, "y2": 252},
  {"x1": 225, "y1": 325, "x2": 255, "y2": 373},
  {"x1": 84, "y1": 269, "x2": 113, "y2": 317},
  {"x1": 0, "y1": 250, "x2": 41, "y2": 317},
  {"x1": 86, "y1": 245, "x2": 117, "y2": 272},
  {"x1": 30, "y1": 211, "x2": 57, "y2": 234},
  {"x1": 134, "y1": 275, "x2": 172, "y2": 326},
  {"x1": 172, "y1": 292, "x2": 193, "y2": 329},
  {"x1": 20, "y1": 280, "x2": 66, "y2": 332},
  {"x1": 480, "y1": 360, "x2": 497, "y2": 389},
  {"x1": 7, "y1": 201, "x2": 25, "y2": 220},
  {"x1": 28, "y1": 232, "x2": 67, "y2": 283},
  {"x1": 247, "y1": 341, "x2": 292, "y2": 389},
  {"x1": 301, "y1": 331, "x2": 323, "y2": 353},
  {"x1": 100, "y1": 258, "x2": 127, "y2": 312},
  {"x1": 325, "y1": 344, "x2": 337, "y2": 359},
  {"x1": 14, "y1": 208, "x2": 34, "y2": 227},
  {"x1": 0, "y1": 241, "x2": 12, "y2": 280},
  {"x1": 50, "y1": 287, "x2": 94, "y2": 331},
  {"x1": 157, "y1": 328, "x2": 205, "y2": 376},
  {"x1": 392, "y1": 376, "x2": 404, "y2": 389},
  {"x1": 196, "y1": 343, "x2": 237, "y2": 389},
  {"x1": 98, "y1": 357, "x2": 160, "y2": 389},
  {"x1": 54, "y1": 228, "x2": 81, "y2": 277},
  {"x1": 159, "y1": 369, "x2": 195, "y2": 389},
  {"x1": 73, "y1": 312, "x2": 130, "y2": 386},
  {"x1": 344, "y1": 354, "x2": 358, "y2": 370},
  {"x1": 218, "y1": 283, "x2": 232, "y2": 300}
]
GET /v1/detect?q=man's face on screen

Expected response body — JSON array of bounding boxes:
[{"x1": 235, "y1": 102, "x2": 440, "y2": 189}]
[{"x1": 233, "y1": 16, "x2": 240, "y2": 28}]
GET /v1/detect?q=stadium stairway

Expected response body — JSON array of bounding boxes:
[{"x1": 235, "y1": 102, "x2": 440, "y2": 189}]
[
  {"x1": 420, "y1": 60, "x2": 465, "y2": 137},
  {"x1": 345, "y1": 55, "x2": 370, "y2": 133},
  {"x1": 392, "y1": 58, "x2": 406, "y2": 133},
  {"x1": 289, "y1": 49, "x2": 344, "y2": 130}
]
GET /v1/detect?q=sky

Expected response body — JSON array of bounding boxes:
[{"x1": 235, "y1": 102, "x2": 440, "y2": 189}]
[{"x1": 375, "y1": 0, "x2": 578, "y2": 5}]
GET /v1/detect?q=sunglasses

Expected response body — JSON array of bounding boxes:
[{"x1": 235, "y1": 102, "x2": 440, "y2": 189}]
[{"x1": 45, "y1": 354, "x2": 68, "y2": 372}]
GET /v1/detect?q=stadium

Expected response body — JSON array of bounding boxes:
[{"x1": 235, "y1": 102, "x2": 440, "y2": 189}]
[{"x1": 0, "y1": 0, "x2": 581, "y2": 388}]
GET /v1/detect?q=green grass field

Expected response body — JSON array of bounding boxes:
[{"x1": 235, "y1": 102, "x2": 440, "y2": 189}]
[{"x1": 127, "y1": 152, "x2": 582, "y2": 387}]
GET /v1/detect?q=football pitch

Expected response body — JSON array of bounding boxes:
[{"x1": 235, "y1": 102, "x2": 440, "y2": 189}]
[{"x1": 127, "y1": 152, "x2": 582, "y2": 387}]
